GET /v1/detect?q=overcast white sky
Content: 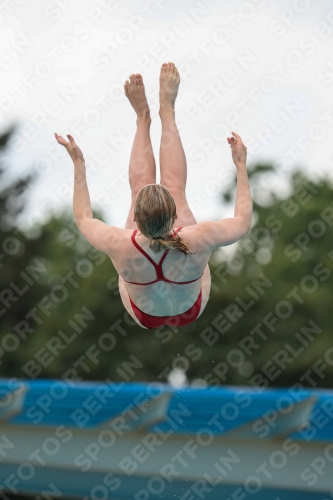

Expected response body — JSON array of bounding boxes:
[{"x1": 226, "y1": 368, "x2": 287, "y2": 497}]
[{"x1": 1, "y1": 0, "x2": 333, "y2": 232}]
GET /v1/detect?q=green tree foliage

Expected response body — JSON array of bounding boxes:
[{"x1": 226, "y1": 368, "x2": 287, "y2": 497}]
[
  {"x1": 1, "y1": 128, "x2": 332, "y2": 388},
  {"x1": 193, "y1": 166, "x2": 333, "y2": 389}
]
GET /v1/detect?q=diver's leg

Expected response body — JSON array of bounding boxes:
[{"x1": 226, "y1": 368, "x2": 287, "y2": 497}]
[
  {"x1": 124, "y1": 74, "x2": 156, "y2": 229},
  {"x1": 159, "y1": 62, "x2": 197, "y2": 226}
]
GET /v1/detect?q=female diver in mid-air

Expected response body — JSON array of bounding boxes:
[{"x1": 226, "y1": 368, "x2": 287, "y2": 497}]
[{"x1": 55, "y1": 62, "x2": 252, "y2": 329}]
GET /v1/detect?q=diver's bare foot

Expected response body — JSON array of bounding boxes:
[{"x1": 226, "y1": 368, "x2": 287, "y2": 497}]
[
  {"x1": 124, "y1": 74, "x2": 150, "y2": 120},
  {"x1": 159, "y1": 62, "x2": 180, "y2": 116}
]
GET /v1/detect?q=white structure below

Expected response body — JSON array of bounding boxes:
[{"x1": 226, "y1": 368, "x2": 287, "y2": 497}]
[{"x1": 0, "y1": 378, "x2": 332, "y2": 500}]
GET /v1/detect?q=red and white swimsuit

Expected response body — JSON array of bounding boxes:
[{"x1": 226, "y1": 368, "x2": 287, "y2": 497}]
[{"x1": 123, "y1": 227, "x2": 203, "y2": 328}]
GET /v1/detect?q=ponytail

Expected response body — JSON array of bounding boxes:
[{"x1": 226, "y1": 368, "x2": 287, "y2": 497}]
[{"x1": 149, "y1": 230, "x2": 196, "y2": 258}]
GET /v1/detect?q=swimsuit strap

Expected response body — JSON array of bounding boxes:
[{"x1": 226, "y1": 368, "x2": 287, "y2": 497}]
[
  {"x1": 127, "y1": 227, "x2": 185, "y2": 283},
  {"x1": 131, "y1": 230, "x2": 159, "y2": 269},
  {"x1": 131, "y1": 227, "x2": 183, "y2": 269},
  {"x1": 156, "y1": 227, "x2": 183, "y2": 271}
]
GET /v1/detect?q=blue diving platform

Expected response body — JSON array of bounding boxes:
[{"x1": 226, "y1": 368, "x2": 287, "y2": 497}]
[{"x1": 0, "y1": 378, "x2": 332, "y2": 499}]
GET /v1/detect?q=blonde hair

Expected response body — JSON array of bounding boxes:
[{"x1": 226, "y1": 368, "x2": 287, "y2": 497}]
[{"x1": 134, "y1": 184, "x2": 196, "y2": 258}]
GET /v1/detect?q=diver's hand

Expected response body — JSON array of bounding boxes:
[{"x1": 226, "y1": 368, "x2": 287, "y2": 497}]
[
  {"x1": 227, "y1": 131, "x2": 247, "y2": 167},
  {"x1": 55, "y1": 133, "x2": 84, "y2": 163}
]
